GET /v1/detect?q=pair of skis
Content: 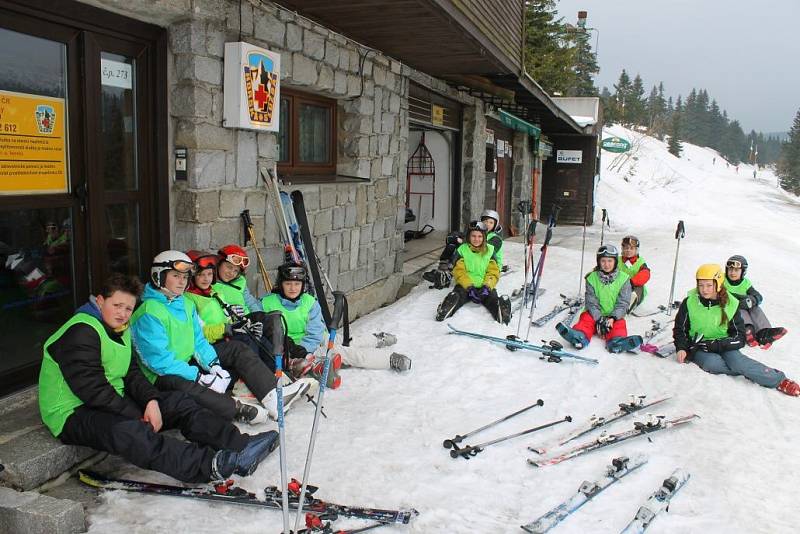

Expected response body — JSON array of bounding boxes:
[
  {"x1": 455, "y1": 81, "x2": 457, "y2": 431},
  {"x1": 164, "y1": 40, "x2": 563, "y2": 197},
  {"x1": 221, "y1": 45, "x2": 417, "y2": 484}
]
[
  {"x1": 520, "y1": 456, "x2": 690, "y2": 533},
  {"x1": 531, "y1": 295, "x2": 583, "y2": 328},
  {"x1": 79, "y1": 470, "x2": 418, "y2": 527},
  {"x1": 442, "y1": 399, "x2": 572, "y2": 459},
  {"x1": 447, "y1": 324, "x2": 599, "y2": 364}
]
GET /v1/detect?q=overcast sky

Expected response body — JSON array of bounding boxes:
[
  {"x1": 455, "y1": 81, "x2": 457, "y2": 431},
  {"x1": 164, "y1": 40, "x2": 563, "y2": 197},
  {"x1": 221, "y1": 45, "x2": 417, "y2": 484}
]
[{"x1": 554, "y1": 0, "x2": 799, "y2": 133}]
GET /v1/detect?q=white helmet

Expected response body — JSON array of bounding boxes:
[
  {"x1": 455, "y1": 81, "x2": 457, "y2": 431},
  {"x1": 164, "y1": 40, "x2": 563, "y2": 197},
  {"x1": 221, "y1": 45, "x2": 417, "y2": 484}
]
[
  {"x1": 480, "y1": 209, "x2": 502, "y2": 233},
  {"x1": 151, "y1": 250, "x2": 194, "y2": 288}
]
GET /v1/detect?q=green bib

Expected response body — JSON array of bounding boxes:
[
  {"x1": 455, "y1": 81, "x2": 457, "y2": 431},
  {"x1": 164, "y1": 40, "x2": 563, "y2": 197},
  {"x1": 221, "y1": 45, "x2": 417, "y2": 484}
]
[
  {"x1": 184, "y1": 291, "x2": 228, "y2": 327},
  {"x1": 618, "y1": 256, "x2": 647, "y2": 300},
  {"x1": 586, "y1": 270, "x2": 630, "y2": 316},
  {"x1": 212, "y1": 277, "x2": 250, "y2": 314},
  {"x1": 39, "y1": 313, "x2": 131, "y2": 437},
  {"x1": 131, "y1": 297, "x2": 196, "y2": 382},
  {"x1": 723, "y1": 277, "x2": 752, "y2": 298},
  {"x1": 456, "y1": 242, "x2": 496, "y2": 287},
  {"x1": 261, "y1": 293, "x2": 316, "y2": 343},
  {"x1": 686, "y1": 288, "x2": 740, "y2": 341},
  {"x1": 487, "y1": 231, "x2": 503, "y2": 269}
]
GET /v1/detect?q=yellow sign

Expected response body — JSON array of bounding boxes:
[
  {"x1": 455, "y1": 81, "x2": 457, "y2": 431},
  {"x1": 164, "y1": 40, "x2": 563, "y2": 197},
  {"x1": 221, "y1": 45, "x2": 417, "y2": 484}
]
[
  {"x1": 431, "y1": 104, "x2": 444, "y2": 126},
  {"x1": 0, "y1": 90, "x2": 68, "y2": 195}
]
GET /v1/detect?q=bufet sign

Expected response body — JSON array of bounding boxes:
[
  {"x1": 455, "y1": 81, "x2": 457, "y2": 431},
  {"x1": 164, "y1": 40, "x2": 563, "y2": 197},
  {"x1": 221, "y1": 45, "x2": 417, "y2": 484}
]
[
  {"x1": 556, "y1": 149, "x2": 583, "y2": 164},
  {"x1": 223, "y1": 42, "x2": 281, "y2": 131}
]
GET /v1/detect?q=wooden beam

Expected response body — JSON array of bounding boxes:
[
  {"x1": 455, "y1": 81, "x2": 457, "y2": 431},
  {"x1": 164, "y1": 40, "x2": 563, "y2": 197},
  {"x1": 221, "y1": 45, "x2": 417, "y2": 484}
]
[{"x1": 441, "y1": 74, "x2": 516, "y2": 101}]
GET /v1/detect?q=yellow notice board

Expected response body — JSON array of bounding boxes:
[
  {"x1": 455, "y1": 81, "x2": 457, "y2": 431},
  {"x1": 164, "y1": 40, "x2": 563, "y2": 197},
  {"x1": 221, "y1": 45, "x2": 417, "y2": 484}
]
[{"x1": 0, "y1": 90, "x2": 68, "y2": 194}]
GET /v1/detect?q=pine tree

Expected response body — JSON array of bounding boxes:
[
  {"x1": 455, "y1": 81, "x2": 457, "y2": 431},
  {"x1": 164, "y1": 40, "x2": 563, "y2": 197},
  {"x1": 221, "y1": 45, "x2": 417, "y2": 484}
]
[
  {"x1": 612, "y1": 70, "x2": 632, "y2": 125},
  {"x1": 668, "y1": 97, "x2": 683, "y2": 157},
  {"x1": 627, "y1": 74, "x2": 647, "y2": 126},
  {"x1": 778, "y1": 109, "x2": 800, "y2": 194},
  {"x1": 571, "y1": 28, "x2": 599, "y2": 96},
  {"x1": 524, "y1": 0, "x2": 578, "y2": 95}
]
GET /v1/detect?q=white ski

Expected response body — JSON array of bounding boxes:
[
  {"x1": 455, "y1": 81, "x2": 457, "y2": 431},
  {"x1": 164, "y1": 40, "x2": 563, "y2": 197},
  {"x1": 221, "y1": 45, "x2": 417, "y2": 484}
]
[{"x1": 619, "y1": 468, "x2": 691, "y2": 533}]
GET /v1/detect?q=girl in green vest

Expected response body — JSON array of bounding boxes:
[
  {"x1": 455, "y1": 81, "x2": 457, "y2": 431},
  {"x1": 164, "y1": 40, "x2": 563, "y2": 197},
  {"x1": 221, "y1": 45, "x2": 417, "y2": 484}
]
[
  {"x1": 556, "y1": 244, "x2": 642, "y2": 353},
  {"x1": 435, "y1": 220, "x2": 511, "y2": 324},
  {"x1": 674, "y1": 263, "x2": 799, "y2": 396},
  {"x1": 724, "y1": 255, "x2": 787, "y2": 349},
  {"x1": 619, "y1": 235, "x2": 650, "y2": 312},
  {"x1": 213, "y1": 244, "x2": 263, "y2": 314},
  {"x1": 38, "y1": 273, "x2": 280, "y2": 482}
]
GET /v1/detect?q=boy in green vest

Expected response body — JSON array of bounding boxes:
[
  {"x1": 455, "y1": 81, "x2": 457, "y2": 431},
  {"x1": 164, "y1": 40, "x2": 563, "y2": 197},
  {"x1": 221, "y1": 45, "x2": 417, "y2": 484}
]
[
  {"x1": 618, "y1": 235, "x2": 650, "y2": 312},
  {"x1": 262, "y1": 263, "x2": 412, "y2": 386},
  {"x1": 480, "y1": 209, "x2": 505, "y2": 271},
  {"x1": 131, "y1": 250, "x2": 314, "y2": 425},
  {"x1": 556, "y1": 244, "x2": 641, "y2": 353},
  {"x1": 724, "y1": 255, "x2": 787, "y2": 349},
  {"x1": 39, "y1": 273, "x2": 280, "y2": 482},
  {"x1": 434, "y1": 220, "x2": 511, "y2": 324},
  {"x1": 674, "y1": 263, "x2": 798, "y2": 396}
]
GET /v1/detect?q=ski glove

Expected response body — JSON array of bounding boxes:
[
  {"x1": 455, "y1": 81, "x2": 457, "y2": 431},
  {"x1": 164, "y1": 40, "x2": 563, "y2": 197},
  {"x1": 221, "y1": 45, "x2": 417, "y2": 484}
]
[
  {"x1": 228, "y1": 304, "x2": 246, "y2": 318},
  {"x1": 692, "y1": 339, "x2": 721, "y2": 354},
  {"x1": 197, "y1": 365, "x2": 231, "y2": 394},
  {"x1": 596, "y1": 317, "x2": 613, "y2": 336},
  {"x1": 227, "y1": 318, "x2": 263, "y2": 338},
  {"x1": 467, "y1": 287, "x2": 481, "y2": 303}
]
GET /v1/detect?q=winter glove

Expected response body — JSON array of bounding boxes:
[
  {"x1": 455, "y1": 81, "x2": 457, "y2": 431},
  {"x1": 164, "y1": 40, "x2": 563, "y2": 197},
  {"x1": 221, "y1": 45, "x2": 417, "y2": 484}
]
[
  {"x1": 467, "y1": 287, "x2": 482, "y2": 303},
  {"x1": 247, "y1": 320, "x2": 264, "y2": 338},
  {"x1": 196, "y1": 365, "x2": 231, "y2": 394},
  {"x1": 479, "y1": 285, "x2": 491, "y2": 299},
  {"x1": 692, "y1": 339, "x2": 721, "y2": 354},
  {"x1": 228, "y1": 304, "x2": 246, "y2": 318},
  {"x1": 596, "y1": 317, "x2": 613, "y2": 336},
  {"x1": 740, "y1": 296, "x2": 755, "y2": 310}
]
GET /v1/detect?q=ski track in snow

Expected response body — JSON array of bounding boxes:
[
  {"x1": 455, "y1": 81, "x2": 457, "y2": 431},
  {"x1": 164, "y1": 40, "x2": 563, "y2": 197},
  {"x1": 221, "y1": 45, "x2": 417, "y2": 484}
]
[{"x1": 86, "y1": 125, "x2": 800, "y2": 533}]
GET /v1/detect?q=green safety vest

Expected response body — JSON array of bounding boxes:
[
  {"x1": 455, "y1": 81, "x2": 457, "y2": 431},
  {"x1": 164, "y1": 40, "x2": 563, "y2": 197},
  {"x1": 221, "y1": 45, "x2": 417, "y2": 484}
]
[
  {"x1": 184, "y1": 291, "x2": 229, "y2": 327},
  {"x1": 723, "y1": 277, "x2": 752, "y2": 298},
  {"x1": 39, "y1": 313, "x2": 131, "y2": 437},
  {"x1": 261, "y1": 293, "x2": 316, "y2": 343},
  {"x1": 586, "y1": 270, "x2": 631, "y2": 316},
  {"x1": 618, "y1": 255, "x2": 648, "y2": 300},
  {"x1": 131, "y1": 297, "x2": 196, "y2": 383},
  {"x1": 457, "y1": 242, "x2": 496, "y2": 287},
  {"x1": 487, "y1": 231, "x2": 503, "y2": 269},
  {"x1": 212, "y1": 277, "x2": 250, "y2": 314},
  {"x1": 686, "y1": 288, "x2": 740, "y2": 341}
]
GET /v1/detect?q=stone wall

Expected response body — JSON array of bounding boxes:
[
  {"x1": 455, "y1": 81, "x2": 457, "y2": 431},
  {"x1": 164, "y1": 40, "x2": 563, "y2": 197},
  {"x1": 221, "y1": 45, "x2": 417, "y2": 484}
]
[{"x1": 511, "y1": 131, "x2": 533, "y2": 234}]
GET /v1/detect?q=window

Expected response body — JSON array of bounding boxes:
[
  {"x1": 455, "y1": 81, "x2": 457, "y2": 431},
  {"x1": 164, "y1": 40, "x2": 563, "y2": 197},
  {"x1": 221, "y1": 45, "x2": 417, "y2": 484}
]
[{"x1": 277, "y1": 89, "x2": 336, "y2": 177}]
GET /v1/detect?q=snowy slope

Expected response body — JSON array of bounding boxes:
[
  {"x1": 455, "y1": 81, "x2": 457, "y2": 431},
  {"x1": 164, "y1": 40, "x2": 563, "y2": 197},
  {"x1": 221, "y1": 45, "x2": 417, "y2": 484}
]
[{"x1": 86, "y1": 126, "x2": 800, "y2": 534}]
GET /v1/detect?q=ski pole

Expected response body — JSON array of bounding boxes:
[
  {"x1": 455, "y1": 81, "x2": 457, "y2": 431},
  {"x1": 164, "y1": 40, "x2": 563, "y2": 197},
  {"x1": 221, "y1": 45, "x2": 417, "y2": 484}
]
[
  {"x1": 600, "y1": 208, "x2": 609, "y2": 245},
  {"x1": 515, "y1": 218, "x2": 537, "y2": 337},
  {"x1": 442, "y1": 399, "x2": 544, "y2": 450},
  {"x1": 523, "y1": 223, "x2": 554, "y2": 342},
  {"x1": 450, "y1": 416, "x2": 572, "y2": 459},
  {"x1": 266, "y1": 312, "x2": 291, "y2": 534},
  {"x1": 578, "y1": 204, "x2": 589, "y2": 297},
  {"x1": 293, "y1": 292, "x2": 347, "y2": 533},
  {"x1": 666, "y1": 220, "x2": 685, "y2": 317},
  {"x1": 240, "y1": 209, "x2": 273, "y2": 292}
]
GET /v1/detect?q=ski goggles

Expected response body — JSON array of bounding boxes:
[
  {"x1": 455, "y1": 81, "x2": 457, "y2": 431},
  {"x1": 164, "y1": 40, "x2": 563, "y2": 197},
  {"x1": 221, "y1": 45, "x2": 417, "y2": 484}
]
[
  {"x1": 726, "y1": 260, "x2": 744, "y2": 269},
  {"x1": 468, "y1": 220, "x2": 488, "y2": 233},
  {"x1": 154, "y1": 260, "x2": 195, "y2": 274},
  {"x1": 621, "y1": 236, "x2": 639, "y2": 248},
  {"x1": 194, "y1": 255, "x2": 218, "y2": 271},
  {"x1": 223, "y1": 253, "x2": 250, "y2": 268},
  {"x1": 283, "y1": 266, "x2": 306, "y2": 281}
]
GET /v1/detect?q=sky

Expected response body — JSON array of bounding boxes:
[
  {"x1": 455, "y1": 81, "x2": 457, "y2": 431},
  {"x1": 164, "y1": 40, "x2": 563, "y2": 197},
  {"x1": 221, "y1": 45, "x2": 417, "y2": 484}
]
[{"x1": 554, "y1": 0, "x2": 800, "y2": 133}]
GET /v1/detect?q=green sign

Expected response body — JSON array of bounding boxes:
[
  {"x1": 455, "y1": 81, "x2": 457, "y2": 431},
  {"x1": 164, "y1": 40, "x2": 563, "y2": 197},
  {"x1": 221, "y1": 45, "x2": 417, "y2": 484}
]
[{"x1": 600, "y1": 136, "x2": 631, "y2": 153}]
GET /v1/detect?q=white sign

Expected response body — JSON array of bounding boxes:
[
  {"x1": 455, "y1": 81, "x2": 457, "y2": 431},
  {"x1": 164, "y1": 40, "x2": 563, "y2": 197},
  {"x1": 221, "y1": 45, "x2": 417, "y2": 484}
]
[
  {"x1": 223, "y1": 42, "x2": 281, "y2": 131},
  {"x1": 100, "y1": 59, "x2": 132, "y2": 89},
  {"x1": 556, "y1": 150, "x2": 583, "y2": 164}
]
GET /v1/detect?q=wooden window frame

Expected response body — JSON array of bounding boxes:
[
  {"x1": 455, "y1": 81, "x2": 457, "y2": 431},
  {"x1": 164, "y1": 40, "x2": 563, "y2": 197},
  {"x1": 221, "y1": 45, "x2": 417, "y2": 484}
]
[{"x1": 277, "y1": 88, "x2": 337, "y2": 177}]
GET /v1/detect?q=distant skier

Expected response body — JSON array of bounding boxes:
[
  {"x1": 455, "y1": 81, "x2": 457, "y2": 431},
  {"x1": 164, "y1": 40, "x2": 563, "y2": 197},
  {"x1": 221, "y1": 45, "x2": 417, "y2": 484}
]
[
  {"x1": 618, "y1": 235, "x2": 650, "y2": 312},
  {"x1": 556, "y1": 245, "x2": 641, "y2": 353},
  {"x1": 673, "y1": 264, "x2": 799, "y2": 396},
  {"x1": 723, "y1": 255, "x2": 786, "y2": 349},
  {"x1": 435, "y1": 220, "x2": 511, "y2": 324}
]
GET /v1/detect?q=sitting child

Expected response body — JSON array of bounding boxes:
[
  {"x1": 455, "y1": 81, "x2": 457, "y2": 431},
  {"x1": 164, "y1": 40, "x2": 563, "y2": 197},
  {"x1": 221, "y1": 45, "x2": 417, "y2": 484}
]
[{"x1": 724, "y1": 255, "x2": 786, "y2": 349}]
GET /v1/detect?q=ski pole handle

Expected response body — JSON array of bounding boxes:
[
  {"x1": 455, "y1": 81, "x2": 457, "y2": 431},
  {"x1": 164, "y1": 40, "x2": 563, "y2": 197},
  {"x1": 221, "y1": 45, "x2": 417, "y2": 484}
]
[
  {"x1": 675, "y1": 220, "x2": 685, "y2": 239},
  {"x1": 602, "y1": 208, "x2": 607, "y2": 223},
  {"x1": 268, "y1": 311, "x2": 285, "y2": 358},
  {"x1": 330, "y1": 291, "x2": 346, "y2": 330}
]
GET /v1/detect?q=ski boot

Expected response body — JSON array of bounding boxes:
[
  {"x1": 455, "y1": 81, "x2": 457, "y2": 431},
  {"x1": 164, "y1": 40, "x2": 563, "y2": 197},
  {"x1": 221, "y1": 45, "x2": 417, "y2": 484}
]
[
  {"x1": 606, "y1": 335, "x2": 644, "y2": 354},
  {"x1": 389, "y1": 352, "x2": 412, "y2": 372},
  {"x1": 497, "y1": 295, "x2": 512, "y2": 325},
  {"x1": 756, "y1": 327, "x2": 787, "y2": 350},
  {"x1": 436, "y1": 290, "x2": 461, "y2": 321},
  {"x1": 777, "y1": 378, "x2": 800, "y2": 397},
  {"x1": 373, "y1": 331, "x2": 397, "y2": 348},
  {"x1": 556, "y1": 322, "x2": 589, "y2": 349}
]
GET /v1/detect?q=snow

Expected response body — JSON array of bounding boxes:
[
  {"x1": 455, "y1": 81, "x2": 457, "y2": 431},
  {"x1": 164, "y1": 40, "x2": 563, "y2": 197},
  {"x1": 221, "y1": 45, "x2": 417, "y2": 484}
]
[
  {"x1": 569, "y1": 115, "x2": 596, "y2": 127},
  {"x1": 86, "y1": 125, "x2": 800, "y2": 533}
]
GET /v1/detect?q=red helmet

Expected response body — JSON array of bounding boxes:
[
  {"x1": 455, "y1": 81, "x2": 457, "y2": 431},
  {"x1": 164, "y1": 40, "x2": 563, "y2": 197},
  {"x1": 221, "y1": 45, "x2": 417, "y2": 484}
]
[
  {"x1": 217, "y1": 244, "x2": 250, "y2": 271},
  {"x1": 186, "y1": 250, "x2": 218, "y2": 272}
]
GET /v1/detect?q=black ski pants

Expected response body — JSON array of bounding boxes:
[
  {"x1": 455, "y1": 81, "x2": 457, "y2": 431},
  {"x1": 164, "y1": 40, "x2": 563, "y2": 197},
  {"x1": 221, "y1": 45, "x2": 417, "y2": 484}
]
[
  {"x1": 59, "y1": 391, "x2": 249, "y2": 483},
  {"x1": 155, "y1": 340, "x2": 276, "y2": 420},
  {"x1": 448, "y1": 285, "x2": 502, "y2": 321}
]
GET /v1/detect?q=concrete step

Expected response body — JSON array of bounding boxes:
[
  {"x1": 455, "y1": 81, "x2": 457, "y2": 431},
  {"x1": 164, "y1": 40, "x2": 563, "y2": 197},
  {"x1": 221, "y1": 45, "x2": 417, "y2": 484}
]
[
  {"x1": 0, "y1": 486, "x2": 85, "y2": 534},
  {"x1": 0, "y1": 388, "x2": 95, "y2": 491}
]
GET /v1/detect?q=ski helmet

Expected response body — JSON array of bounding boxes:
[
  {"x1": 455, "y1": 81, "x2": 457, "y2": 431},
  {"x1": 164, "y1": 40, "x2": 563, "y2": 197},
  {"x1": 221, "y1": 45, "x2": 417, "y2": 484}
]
[
  {"x1": 696, "y1": 263, "x2": 725, "y2": 291},
  {"x1": 596, "y1": 244, "x2": 619, "y2": 270},
  {"x1": 276, "y1": 262, "x2": 306, "y2": 299},
  {"x1": 186, "y1": 250, "x2": 218, "y2": 273},
  {"x1": 151, "y1": 250, "x2": 194, "y2": 289},
  {"x1": 726, "y1": 255, "x2": 748, "y2": 276},
  {"x1": 621, "y1": 235, "x2": 640, "y2": 249},
  {"x1": 480, "y1": 209, "x2": 502, "y2": 233},
  {"x1": 466, "y1": 220, "x2": 488, "y2": 235},
  {"x1": 217, "y1": 244, "x2": 250, "y2": 272}
]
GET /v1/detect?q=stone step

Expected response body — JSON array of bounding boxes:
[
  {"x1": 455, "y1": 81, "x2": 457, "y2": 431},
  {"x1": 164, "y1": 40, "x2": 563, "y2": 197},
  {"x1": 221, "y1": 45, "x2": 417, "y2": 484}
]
[
  {"x1": 0, "y1": 388, "x2": 95, "y2": 491},
  {"x1": 0, "y1": 486, "x2": 85, "y2": 534}
]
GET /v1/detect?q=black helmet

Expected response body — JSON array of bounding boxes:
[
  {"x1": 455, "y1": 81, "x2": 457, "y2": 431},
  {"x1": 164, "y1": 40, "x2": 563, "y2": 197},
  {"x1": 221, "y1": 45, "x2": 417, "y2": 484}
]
[
  {"x1": 466, "y1": 220, "x2": 488, "y2": 235},
  {"x1": 277, "y1": 262, "x2": 306, "y2": 283},
  {"x1": 596, "y1": 244, "x2": 619, "y2": 271},
  {"x1": 726, "y1": 255, "x2": 748, "y2": 276}
]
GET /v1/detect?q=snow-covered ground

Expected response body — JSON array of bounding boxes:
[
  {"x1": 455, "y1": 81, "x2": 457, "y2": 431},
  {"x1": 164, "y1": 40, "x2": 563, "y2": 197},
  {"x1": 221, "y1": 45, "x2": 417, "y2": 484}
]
[{"x1": 86, "y1": 126, "x2": 800, "y2": 533}]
